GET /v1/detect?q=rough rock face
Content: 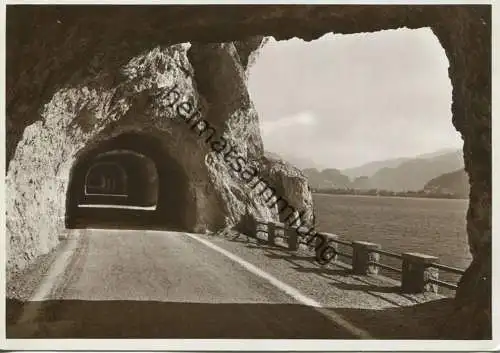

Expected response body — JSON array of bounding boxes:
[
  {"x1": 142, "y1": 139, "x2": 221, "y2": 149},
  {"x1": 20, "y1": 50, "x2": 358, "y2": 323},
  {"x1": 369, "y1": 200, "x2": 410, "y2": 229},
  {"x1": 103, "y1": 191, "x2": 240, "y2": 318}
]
[
  {"x1": 7, "y1": 5, "x2": 491, "y2": 338},
  {"x1": 261, "y1": 153, "x2": 315, "y2": 225},
  {"x1": 7, "y1": 41, "x2": 313, "y2": 275}
]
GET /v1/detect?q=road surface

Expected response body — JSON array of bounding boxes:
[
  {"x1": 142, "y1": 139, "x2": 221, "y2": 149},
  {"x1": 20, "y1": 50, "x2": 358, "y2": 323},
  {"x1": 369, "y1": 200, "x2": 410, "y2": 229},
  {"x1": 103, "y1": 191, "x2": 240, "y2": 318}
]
[{"x1": 7, "y1": 229, "x2": 444, "y2": 339}]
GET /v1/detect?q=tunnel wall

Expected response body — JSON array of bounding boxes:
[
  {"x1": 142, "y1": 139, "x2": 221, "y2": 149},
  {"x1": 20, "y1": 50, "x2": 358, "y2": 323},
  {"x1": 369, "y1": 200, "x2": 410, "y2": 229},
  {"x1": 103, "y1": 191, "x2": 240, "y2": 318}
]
[
  {"x1": 6, "y1": 43, "x2": 281, "y2": 275},
  {"x1": 66, "y1": 131, "x2": 193, "y2": 230},
  {"x1": 6, "y1": 5, "x2": 490, "y2": 338}
]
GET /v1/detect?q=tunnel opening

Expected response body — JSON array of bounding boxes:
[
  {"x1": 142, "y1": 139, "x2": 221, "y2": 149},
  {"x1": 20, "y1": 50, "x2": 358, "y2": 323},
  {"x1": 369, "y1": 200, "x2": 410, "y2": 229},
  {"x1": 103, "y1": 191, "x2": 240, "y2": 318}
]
[
  {"x1": 247, "y1": 29, "x2": 470, "y2": 285},
  {"x1": 65, "y1": 132, "x2": 191, "y2": 231},
  {"x1": 84, "y1": 161, "x2": 129, "y2": 198},
  {"x1": 80, "y1": 150, "x2": 159, "y2": 209}
]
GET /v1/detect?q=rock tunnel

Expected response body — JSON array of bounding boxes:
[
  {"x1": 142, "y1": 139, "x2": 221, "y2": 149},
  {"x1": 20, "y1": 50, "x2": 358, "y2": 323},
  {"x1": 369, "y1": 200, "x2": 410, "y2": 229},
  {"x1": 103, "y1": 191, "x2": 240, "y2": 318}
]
[
  {"x1": 84, "y1": 161, "x2": 130, "y2": 198},
  {"x1": 6, "y1": 5, "x2": 491, "y2": 338},
  {"x1": 66, "y1": 132, "x2": 190, "y2": 230}
]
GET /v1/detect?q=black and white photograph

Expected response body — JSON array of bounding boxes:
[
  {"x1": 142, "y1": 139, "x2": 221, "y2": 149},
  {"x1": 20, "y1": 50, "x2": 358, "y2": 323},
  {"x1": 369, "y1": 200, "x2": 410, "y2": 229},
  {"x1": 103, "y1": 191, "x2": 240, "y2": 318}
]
[{"x1": 2, "y1": 1, "x2": 496, "y2": 351}]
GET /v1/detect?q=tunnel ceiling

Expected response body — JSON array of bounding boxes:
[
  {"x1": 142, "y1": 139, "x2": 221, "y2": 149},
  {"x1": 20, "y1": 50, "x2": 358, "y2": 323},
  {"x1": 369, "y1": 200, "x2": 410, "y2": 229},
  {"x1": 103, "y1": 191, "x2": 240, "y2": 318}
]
[
  {"x1": 6, "y1": 5, "x2": 489, "y2": 166},
  {"x1": 66, "y1": 132, "x2": 190, "y2": 230}
]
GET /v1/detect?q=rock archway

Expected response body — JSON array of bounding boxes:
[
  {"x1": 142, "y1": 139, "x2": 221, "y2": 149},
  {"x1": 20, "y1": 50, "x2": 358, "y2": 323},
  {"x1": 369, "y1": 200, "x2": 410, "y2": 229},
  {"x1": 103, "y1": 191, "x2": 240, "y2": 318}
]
[
  {"x1": 66, "y1": 132, "x2": 188, "y2": 230},
  {"x1": 6, "y1": 5, "x2": 491, "y2": 338}
]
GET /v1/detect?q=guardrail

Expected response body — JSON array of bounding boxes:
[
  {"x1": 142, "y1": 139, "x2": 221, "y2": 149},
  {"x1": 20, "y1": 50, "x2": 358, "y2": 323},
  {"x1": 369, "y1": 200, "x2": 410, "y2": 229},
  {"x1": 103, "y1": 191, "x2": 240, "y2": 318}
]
[{"x1": 252, "y1": 219, "x2": 465, "y2": 294}]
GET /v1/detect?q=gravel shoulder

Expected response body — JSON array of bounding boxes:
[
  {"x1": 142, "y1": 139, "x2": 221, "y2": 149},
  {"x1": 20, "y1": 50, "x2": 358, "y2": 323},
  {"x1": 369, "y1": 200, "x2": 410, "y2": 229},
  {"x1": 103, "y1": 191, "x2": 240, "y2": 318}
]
[
  {"x1": 207, "y1": 229, "x2": 457, "y2": 339},
  {"x1": 6, "y1": 231, "x2": 83, "y2": 324},
  {"x1": 6, "y1": 228, "x2": 459, "y2": 339}
]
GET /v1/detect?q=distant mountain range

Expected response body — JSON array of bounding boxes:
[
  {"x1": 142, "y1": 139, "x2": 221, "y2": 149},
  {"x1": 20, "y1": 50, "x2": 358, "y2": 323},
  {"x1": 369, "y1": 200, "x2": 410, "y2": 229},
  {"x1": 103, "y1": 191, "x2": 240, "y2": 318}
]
[
  {"x1": 266, "y1": 148, "x2": 465, "y2": 192},
  {"x1": 264, "y1": 151, "x2": 326, "y2": 170},
  {"x1": 357, "y1": 149, "x2": 464, "y2": 191},
  {"x1": 302, "y1": 168, "x2": 351, "y2": 189},
  {"x1": 423, "y1": 168, "x2": 469, "y2": 198}
]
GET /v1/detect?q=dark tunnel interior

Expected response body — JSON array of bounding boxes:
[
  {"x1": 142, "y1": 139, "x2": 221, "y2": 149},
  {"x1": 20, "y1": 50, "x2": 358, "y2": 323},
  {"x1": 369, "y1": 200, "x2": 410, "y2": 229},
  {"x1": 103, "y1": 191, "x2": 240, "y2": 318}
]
[
  {"x1": 82, "y1": 150, "x2": 159, "y2": 207},
  {"x1": 65, "y1": 132, "x2": 192, "y2": 231}
]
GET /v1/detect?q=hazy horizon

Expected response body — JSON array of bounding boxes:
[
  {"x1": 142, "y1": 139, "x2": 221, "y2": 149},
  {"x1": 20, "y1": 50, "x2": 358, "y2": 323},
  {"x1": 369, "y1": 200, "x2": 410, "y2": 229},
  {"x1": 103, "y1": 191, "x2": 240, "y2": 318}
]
[
  {"x1": 267, "y1": 146, "x2": 461, "y2": 171},
  {"x1": 247, "y1": 28, "x2": 463, "y2": 170}
]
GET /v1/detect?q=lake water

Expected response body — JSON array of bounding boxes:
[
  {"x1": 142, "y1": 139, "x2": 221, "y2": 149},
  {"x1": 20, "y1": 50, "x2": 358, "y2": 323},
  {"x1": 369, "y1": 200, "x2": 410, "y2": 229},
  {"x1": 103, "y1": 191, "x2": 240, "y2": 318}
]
[{"x1": 312, "y1": 193, "x2": 472, "y2": 285}]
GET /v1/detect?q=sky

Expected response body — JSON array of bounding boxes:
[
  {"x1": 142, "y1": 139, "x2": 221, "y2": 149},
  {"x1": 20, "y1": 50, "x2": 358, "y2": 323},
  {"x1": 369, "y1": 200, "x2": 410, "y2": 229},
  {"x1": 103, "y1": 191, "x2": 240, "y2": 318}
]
[{"x1": 247, "y1": 27, "x2": 463, "y2": 170}]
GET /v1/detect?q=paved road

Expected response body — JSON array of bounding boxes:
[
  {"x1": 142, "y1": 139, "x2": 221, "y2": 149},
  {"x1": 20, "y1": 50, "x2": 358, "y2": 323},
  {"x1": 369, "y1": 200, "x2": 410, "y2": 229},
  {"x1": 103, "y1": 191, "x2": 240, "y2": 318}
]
[{"x1": 7, "y1": 229, "x2": 369, "y2": 339}]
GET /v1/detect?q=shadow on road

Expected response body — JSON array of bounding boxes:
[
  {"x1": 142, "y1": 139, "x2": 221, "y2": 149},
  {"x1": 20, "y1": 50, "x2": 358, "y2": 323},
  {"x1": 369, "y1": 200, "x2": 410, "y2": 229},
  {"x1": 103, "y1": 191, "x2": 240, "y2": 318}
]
[
  {"x1": 223, "y1": 234, "x2": 452, "y2": 309},
  {"x1": 7, "y1": 299, "x2": 359, "y2": 339},
  {"x1": 6, "y1": 297, "x2": 460, "y2": 339},
  {"x1": 69, "y1": 208, "x2": 188, "y2": 232}
]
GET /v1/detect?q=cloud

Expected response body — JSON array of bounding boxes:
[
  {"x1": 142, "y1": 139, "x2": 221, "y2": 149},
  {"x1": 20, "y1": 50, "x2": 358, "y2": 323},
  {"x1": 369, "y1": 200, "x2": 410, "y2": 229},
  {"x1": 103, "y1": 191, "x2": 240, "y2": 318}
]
[
  {"x1": 260, "y1": 111, "x2": 317, "y2": 135},
  {"x1": 249, "y1": 28, "x2": 461, "y2": 169}
]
